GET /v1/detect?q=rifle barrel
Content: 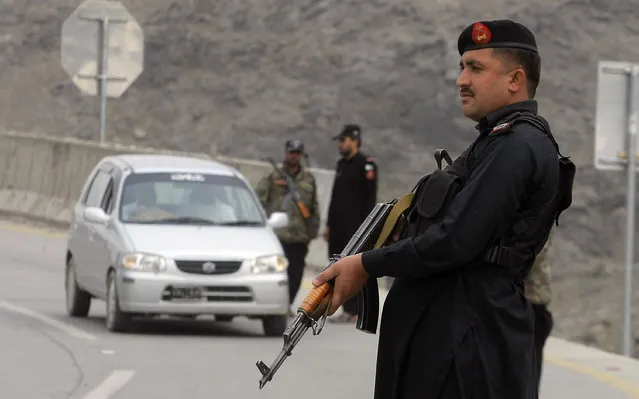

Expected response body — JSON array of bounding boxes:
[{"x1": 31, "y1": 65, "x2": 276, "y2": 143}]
[{"x1": 256, "y1": 312, "x2": 313, "y2": 389}]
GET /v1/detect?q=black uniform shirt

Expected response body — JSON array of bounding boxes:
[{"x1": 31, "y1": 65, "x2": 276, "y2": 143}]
[
  {"x1": 327, "y1": 152, "x2": 378, "y2": 236},
  {"x1": 359, "y1": 100, "x2": 560, "y2": 399},
  {"x1": 362, "y1": 100, "x2": 559, "y2": 279}
]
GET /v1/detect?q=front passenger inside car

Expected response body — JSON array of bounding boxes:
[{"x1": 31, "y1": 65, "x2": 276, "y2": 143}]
[{"x1": 178, "y1": 186, "x2": 237, "y2": 223}]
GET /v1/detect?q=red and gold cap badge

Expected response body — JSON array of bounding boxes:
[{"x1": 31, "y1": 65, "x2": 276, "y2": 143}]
[{"x1": 471, "y1": 22, "x2": 491, "y2": 44}]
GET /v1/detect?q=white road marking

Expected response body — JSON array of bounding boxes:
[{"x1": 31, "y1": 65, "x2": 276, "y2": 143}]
[
  {"x1": 101, "y1": 349, "x2": 115, "y2": 355},
  {"x1": 82, "y1": 370, "x2": 136, "y2": 399},
  {"x1": 0, "y1": 300, "x2": 97, "y2": 340}
]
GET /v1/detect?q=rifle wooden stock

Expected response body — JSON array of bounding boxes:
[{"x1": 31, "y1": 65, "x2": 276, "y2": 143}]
[
  {"x1": 296, "y1": 200, "x2": 311, "y2": 219},
  {"x1": 299, "y1": 282, "x2": 333, "y2": 320}
]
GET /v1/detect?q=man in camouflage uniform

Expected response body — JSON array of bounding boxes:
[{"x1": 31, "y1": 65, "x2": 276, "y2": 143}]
[
  {"x1": 255, "y1": 139, "x2": 321, "y2": 313},
  {"x1": 525, "y1": 230, "x2": 554, "y2": 392}
]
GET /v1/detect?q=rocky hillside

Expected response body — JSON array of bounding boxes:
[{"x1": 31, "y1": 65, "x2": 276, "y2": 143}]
[{"x1": 1, "y1": 0, "x2": 639, "y2": 355}]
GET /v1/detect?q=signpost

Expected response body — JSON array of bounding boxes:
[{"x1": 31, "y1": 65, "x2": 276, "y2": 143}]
[
  {"x1": 594, "y1": 60, "x2": 639, "y2": 357},
  {"x1": 61, "y1": 0, "x2": 144, "y2": 144}
]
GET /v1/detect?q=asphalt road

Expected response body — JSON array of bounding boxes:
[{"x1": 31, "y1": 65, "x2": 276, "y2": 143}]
[{"x1": 0, "y1": 221, "x2": 634, "y2": 399}]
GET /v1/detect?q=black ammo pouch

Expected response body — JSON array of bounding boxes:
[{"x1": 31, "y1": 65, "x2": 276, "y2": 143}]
[{"x1": 398, "y1": 148, "x2": 472, "y2": 239}]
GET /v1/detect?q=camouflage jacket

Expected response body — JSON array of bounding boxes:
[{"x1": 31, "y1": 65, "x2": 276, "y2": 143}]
[
  {"x1": 524, "y1": 231, "x2": 553, "y2": 305},
  {"x1": 254, "y1": 163, "x2": 320, "y2": 244}
]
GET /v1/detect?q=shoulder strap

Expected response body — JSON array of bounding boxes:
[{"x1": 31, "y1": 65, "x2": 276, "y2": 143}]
[
  {"x1": 483, "y1": 111, "x2": 577, "y2": 267},
  {"x1": 506, "y1": 111, "x2": 569, "y2": 159}
]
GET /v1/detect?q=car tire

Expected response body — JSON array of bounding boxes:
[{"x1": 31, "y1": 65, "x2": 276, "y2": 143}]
[
  {"x1": 105, "y1": 271, "x2": 132, "y2": 333},
  {"x1": 65, "y1": 256, "x2": 91, "y2": 317},
  {"x1": 262, "y1": 315, "x2": 287, "y2": 336}
]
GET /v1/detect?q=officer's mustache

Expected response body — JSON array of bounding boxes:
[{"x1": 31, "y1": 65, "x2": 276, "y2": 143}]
[{"x1": 460, "y1": 87, "x2": 474, "y2": 97}]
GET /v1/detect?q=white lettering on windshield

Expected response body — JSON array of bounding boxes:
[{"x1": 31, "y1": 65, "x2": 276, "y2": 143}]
[{"x1": 170, "y1": 173, "x2": 206, "y2": 182}]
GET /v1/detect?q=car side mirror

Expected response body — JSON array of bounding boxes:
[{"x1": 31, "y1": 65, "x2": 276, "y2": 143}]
[
  {"x1": 267, "y1": 212, "x2": 288, "y2": 229},
  {"x1": 83, "y1": 207, "x2": 109, "y2": 225}
]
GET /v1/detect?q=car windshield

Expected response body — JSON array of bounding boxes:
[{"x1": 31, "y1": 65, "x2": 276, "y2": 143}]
[{"x1": 118, "y1": 172, "x2": 265, "y2": 226}]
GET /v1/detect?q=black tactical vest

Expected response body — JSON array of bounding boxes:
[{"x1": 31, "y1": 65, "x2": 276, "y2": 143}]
[{"x1": 397, "y1": 112, "x2": 575, "y2": 268}]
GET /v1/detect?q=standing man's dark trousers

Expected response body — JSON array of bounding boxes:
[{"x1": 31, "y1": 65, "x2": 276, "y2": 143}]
[
  {"x1": 532, "y1": 304, "x2": 553, "y2": 389},
  {"x1": 328, "y1": 233, "x2": 358, "y2": 315},
  {"x1": 281, "y1": 242, "x2": 309, "y2": 305}
]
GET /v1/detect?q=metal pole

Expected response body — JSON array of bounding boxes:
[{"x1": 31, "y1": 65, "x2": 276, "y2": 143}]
[
  {"x1": 98, "y1": 17, "x2": 110, "y2": 144},
  {"x1": 77, "y1": 9, "x2": 128, "y2": 145},
  {"x1": 622, "y1": 65, "x2": 638, "y2": 357}
]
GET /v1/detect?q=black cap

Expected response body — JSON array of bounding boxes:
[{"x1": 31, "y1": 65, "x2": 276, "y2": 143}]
[
  {"x1": 285, "y1": 139, "x2": 304, "y2": 153},
  {"x1": 333, "y1": 124, "x2": 362, "y2": 141},
  {"x1": 457, "y1": 20, "x2": 538, "y2": 56}
]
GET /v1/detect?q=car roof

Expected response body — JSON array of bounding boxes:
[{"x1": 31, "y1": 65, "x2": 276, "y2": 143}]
[{"x1": 106, "y1": 154, "x2": 239, "y2": 177}]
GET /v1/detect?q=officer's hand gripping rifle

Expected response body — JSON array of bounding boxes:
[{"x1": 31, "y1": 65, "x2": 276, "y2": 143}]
[{"x1": 255, "y1": 193, "x2": 414, "y2": 389}]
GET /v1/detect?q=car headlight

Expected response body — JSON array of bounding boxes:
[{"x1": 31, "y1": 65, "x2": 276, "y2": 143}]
[
  {"x1": 249, "y1": 254, "x2": 288, "y2": 274},
  {"x1": 121, "y1": 253, "x2": 168, "y2": 273}
]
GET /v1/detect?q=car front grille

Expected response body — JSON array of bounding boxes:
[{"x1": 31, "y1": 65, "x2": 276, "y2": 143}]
[
  {"x1": 162, "y1": 285, "x2": 254, "y2": 302},
  {"x1": 203, "y1": 286, "x2": 253, "y2": 302},
  {"x1": 175, "y1": 260, "x2": 243, "y2": 275}
]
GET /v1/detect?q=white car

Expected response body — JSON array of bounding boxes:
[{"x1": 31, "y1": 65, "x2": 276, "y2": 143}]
[{"x1": 64, "y1": 154, "x2": 290, "y2": 336}]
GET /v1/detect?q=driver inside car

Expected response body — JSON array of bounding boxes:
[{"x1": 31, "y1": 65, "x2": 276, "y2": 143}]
[{"x1": 123, "y1": 183, "x2": 175, "y2": 222}]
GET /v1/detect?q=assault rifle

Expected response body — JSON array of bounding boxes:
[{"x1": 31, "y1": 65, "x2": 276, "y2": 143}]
[
  {"x1": 263, "y1": 157, "x2": 312, "y2": 220},
  {"x1": 255, "y1": 193, "x2": 414, "y2": 389}
]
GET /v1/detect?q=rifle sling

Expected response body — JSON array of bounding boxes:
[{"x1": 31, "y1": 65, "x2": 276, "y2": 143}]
[{"x1": 373, "y1": 193, "x2": 414, "y2": 249}]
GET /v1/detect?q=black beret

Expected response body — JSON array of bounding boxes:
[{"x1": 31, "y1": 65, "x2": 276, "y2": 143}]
[
  {"x1": 332, "y1": 123, "x2": 362, "y2": 141},
  {"x1": 457, "y1": 20, "x2": 538, "y2": 56},
  {"x1": 285, "y1": 139, "x2": 304, "y2": 152}
]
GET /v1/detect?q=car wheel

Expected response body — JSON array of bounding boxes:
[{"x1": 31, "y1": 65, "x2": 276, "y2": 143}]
[
  {"x1": 105, "y1": 271, "x2": 132, "y2": 333},
  {"x1": 65, "y1": 256, "x2": 91, "y2": 317},
  {"x1": 262, "y1": 315, "x2": 287, "y2": 336},
  {"x1": 215, "y1": 315, "x2": 233, "y2": 322}
]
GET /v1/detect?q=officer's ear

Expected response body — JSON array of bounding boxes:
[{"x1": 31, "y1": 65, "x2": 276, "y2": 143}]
[{"x1": 507, "y1": 67, "x2": 527, "y2": 94}]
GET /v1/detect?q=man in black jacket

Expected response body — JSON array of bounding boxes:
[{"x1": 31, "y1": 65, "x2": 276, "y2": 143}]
[
  {"x1": 323, "y1": 124, "x2": 377, "y2": 323},
  {"x1": 313, "y1": 20, "x2": 573, "y2": 398}
]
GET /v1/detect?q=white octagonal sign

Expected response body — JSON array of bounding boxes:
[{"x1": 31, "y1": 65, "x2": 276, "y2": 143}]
[{"x1": 61, "y1": 0, "x2": 144, "y2": 98}]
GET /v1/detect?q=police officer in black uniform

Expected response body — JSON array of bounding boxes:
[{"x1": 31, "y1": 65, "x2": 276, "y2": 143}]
[
  {"x1": 323, "y1": 124, "x2": 378, "y2": 323},
  {"x1": 313, "y1": 20, "x2": 574, "y2": 398}
]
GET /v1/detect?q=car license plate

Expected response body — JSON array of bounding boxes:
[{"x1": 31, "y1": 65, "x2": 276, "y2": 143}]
[{"x1": 171, "y1": 287, "x2": 202, "y2": 300}]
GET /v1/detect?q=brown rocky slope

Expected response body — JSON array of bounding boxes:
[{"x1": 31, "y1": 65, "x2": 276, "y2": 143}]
[{"x1": 0, "y1": 0, "x2": 638, "y2": 355}]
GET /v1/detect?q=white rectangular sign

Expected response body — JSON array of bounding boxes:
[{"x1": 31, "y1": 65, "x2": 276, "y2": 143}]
[{"x1": 594, "y1": 60, "x2": 637, "y2": 171}]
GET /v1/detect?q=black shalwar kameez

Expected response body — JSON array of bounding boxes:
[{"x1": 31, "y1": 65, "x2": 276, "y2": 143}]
[{"x1": 361, "y1": 100, "x2": 560, "y2": 399}]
